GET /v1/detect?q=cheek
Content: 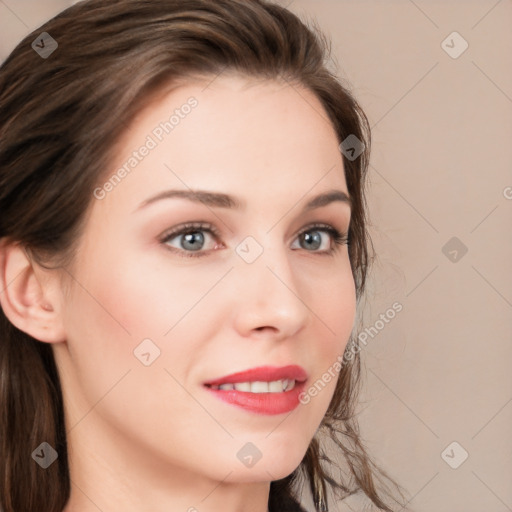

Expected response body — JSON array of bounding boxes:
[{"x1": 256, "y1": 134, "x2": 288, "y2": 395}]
[
  {"x1": 299, "y1": 264, "x2": 356, "y2": 412},
  {"x1": 63, "y1": 248, "x2": 221, "y2": 390},
  {"x1": 315, "y1": 262, "x2": 357, "y2": 353},
  {"x1": 75, "y1": 253, "x2": 204, "y2": 341},
  {"x1": 61, "y1": 253, "x2": 209, "y2": 447}
]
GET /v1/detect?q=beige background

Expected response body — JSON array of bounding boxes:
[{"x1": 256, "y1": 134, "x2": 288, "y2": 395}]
[{"x1": 1, "y1": 1, "x2": 511, "y2": 511}]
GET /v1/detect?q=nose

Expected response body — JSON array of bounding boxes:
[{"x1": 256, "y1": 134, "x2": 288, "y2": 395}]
[{"x1": 231, "y1": 241, "x2": 311, "y2": 340}]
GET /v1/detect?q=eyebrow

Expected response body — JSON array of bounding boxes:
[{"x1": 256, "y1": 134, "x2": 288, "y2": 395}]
[{"x1": 135, "y1": 188, "x2": 352, "y2": 212}]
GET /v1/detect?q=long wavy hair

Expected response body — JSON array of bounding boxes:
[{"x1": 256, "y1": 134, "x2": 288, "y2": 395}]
[{"x1": 0, "y1": 1, "x2": 408, "y2": 511}]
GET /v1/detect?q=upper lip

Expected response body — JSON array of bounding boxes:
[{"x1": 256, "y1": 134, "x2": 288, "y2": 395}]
[{"x1": 203, "y1": 365, "x2": 308, "y2": 386}]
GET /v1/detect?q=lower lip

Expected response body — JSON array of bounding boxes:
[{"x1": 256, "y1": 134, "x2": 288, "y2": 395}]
[{"x1": 203, "y1": 381, "x2": 306, "y2": 415}]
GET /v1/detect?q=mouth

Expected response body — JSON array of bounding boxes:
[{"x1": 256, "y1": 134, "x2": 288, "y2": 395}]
[{"x1": 202, "y1": 365, "x2": 308, "y2": 415}]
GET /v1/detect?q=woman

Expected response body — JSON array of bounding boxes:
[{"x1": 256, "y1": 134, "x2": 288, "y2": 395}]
[{"x1": 0, "y1": 1, "x2": 408, "y2": 511}]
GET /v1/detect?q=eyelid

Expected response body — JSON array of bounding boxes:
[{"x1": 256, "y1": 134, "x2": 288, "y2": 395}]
[{"x1": 159, "y1": 221, "x2": 221, "y2": 242}]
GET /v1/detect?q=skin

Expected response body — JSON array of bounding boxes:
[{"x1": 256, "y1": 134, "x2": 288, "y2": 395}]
[{"x1": 0, "y1": 74, "x2": 356, "y2": 512}]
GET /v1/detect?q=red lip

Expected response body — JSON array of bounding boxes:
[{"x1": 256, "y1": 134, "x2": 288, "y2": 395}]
[
  {"x1": 204, "y1": 381, "x2": 307, "y2": 415},
  {"x1": 203, "y1": 365, "x2": 308, "y2": 386}
]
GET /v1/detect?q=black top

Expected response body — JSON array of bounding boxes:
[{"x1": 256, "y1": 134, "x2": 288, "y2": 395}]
[{"x1": 269, "y1": 494, "x2": 308, "y2": 512}]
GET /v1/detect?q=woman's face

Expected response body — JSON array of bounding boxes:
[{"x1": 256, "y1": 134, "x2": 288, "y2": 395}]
[{"x1": 53, "y1": 74, "x2": 356, "y2": 487}]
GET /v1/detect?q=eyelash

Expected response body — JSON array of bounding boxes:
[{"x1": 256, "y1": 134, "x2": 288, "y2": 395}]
[{"x1": 159, "y1": 222, "x2": 349, "y2": 259}]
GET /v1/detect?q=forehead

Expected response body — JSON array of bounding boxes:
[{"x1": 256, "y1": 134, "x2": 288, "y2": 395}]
[{"x1": 100, "y1": 73, "x2": 348, "y2": 212}]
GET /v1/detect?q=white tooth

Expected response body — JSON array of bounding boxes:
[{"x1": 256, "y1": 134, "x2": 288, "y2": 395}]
[
  {"x1": 284, "y1": 379, "x2": 296, "y2": 391},
  {"x1": 250, "y1": 381, "x2": 269, "y2": 393},
  {"x1": 216, "y1": 380, "x2": 295, "y2": 393},
  {"x1": 268, "y1": 380, "x2": 283, "y2": 393},
  {"x1": 234, "y1": 382, "x2": 251, "y2": 392}
]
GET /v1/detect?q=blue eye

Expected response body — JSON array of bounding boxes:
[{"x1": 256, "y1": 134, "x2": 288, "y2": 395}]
[
  {"x1": 160, "y1": 222, "x2": 219, "y2": 258},
  {"x1": 160, "y1": 222, "x2": 348, "y2": 258},
  {"x1": 293, "y1": 224, "x2": 348, "y2": 253}
]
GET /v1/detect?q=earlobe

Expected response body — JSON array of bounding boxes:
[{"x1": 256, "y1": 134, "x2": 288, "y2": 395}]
[{"x1": 0, "y1": 241, "x2": 66, "y2": 343}]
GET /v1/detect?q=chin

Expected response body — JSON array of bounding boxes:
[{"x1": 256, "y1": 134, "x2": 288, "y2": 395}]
[
  {"x1": 235, "y1": 446, "x2": 307, "y2": 483},
  {"x1": 204, "y1": 440, "x2": 305, "y2": 483},
  {"x1": 227, "y1": 462, "x2": 301, "y2": 484}
]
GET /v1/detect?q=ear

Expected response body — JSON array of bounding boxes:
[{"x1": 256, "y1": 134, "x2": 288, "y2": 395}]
[{"x1": 0, "y1": 240, "x2": 66, "y2": 343}]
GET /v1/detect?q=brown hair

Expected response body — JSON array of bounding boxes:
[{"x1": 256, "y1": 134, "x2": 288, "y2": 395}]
[{"x1": 0, "y1": 1, "x2": 408, "y2": 511}]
